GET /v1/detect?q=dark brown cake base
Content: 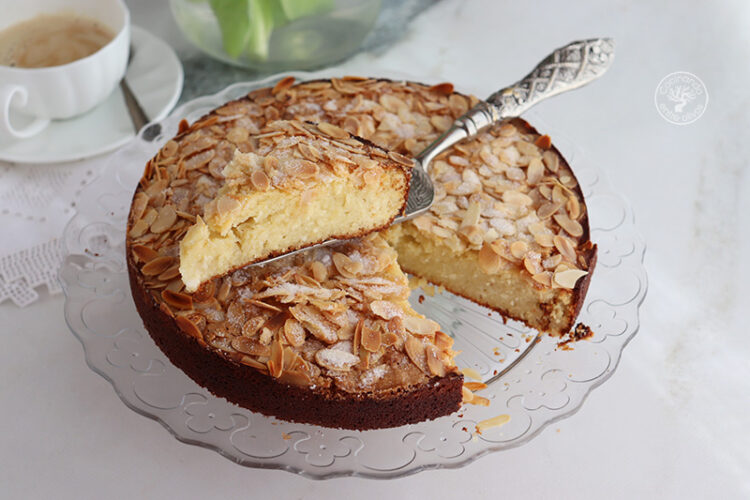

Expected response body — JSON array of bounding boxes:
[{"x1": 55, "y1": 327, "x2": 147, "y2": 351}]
[{"x1": 128, "y1": 262, "x2": 463, "y2": 430}]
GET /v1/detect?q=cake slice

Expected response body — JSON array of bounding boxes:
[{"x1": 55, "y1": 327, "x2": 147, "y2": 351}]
[{"x1": 179, "y1": 119, "x2": 412, "y2": 292}]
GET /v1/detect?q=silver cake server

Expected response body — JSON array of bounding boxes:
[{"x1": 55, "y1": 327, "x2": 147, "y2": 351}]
[{"x1": 256, "y1": 38, "x2": 615, "y2": 266}]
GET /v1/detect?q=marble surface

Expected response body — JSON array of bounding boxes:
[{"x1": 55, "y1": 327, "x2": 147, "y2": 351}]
[{"x1": 1, "y1": 0, "x2": 749, "y2": 498}]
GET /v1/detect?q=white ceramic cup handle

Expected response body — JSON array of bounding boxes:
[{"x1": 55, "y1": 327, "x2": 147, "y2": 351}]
[{"x1": 0, "y1": 84, "x2": 50, "y2": 140}]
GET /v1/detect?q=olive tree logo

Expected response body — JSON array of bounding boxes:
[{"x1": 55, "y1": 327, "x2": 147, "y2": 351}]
[{"x1": 655, "y1": 72, "x2": 708, "y2": 125}]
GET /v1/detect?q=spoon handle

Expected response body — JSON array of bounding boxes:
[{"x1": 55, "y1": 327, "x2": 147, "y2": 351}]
[{"x1": 416, "y1": 38, "x2": 615, "y2": 169}]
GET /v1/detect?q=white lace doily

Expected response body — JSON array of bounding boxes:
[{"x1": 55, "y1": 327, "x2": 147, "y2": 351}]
[{"x1": 0, "y1": 161, "x2": 96, "y2": 306}]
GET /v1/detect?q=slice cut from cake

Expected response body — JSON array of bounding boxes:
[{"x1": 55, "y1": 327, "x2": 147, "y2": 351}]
[{"x1": 179, "y1": 119, "x2": 412, "y2": 292}]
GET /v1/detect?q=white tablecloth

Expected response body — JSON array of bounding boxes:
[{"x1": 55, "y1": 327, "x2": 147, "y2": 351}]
[{"x1": 1, "y1": 0, "x2": 748, "y2": 497}]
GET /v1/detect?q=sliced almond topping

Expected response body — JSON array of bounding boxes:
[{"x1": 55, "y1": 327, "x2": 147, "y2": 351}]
[
  {"x1": 131, "y1": 244, "x2": 159, "y2": 263},
  {"x1": 149, "y1": 205, "x2": 177, "y2": 234},
  {"x1": 310, "y1": 261, "x2": 328, "y2": 282},
  {"x1": 131, "y1": 192, "x2": 149, "y2": 221},
  {"x1": 157, "y1": 265, "x2": 181, "y2": 282},
  {"x1": 516, "y1": 140, "x2": 540, "y2": 157},
  {"x1": 553, "y1": 235, "x2": 577, "y2": 263},
  {"x1": 271, "y1": 75, "x2": 295, "y2": 95},
  {"x1": 510, "y1": 240, "x2": 528, "y2": 259},
  {"x1": 464, "y1": 381, "x2": 487, "y2": 391},
  {"x1": 267, "y1": 338, "x2": 284, "y2": 378},
  {"x1": 370, "y1": 300, "x2": 401, "y2": 320},
  {"x1": 502, "y1": 190, "x2": 533, "y2": 207},
  {"x1": 478, "y1": 242, "x2": 502, "y2": 272},
  {"x1": 542, "y1": 150, "x2": 560, "y2": 172},
  {"x1": 532, "y1": 272, "x2": 553, "y2": 287},
  {"x1": 226, "y1": 127, "x2": 249, "y2": 144},
  {"x1": 535, "y1": 134, "x2": 552, "y2": 149},
  {"x1": 425, "y1": 344, "x2": 446, "y2": 377},
  {"x1": 142, "y1": 256, "x2": 174, "y2": 276},
  {"x1": 476, "y1": 414, "x2": 511, "y2": 433},
  {"x1": 361, "y1": 324, "x2": 381, "y2": 352},
  {"x1": 428, "y1": 82, "x2": 454, "y2": 95},
  {"x1": 283, "y1": 318, "x2": 306, "y2": 347},
  {"x1": 251, "y1": 170, "x2": 271, "y2": 190},
  {"x1": 175, "y1": 315, "x2": 202, "y2": 340},
  {"x1": 526, "y1": 157, "x2": 545, "y2": 185},
  {"x1": 216, "y1": 195, "x2": 241, "y2": 216},
  {"x1": 537, "y1": 201, "x2": 562, "y2": 220},
  {"x1": 523, "y1": 253, "x2": 544, "y2": 275},
  {"x1": 498, "y1": 123, "x2": 516, "y2": 137},
  {"x1": 534, "y1": 233, "x2": 555, "y2": 248},
  {"x1": 554, "y1": 213, "x2": 584, "y2": 237},
  {"x1": 403, "y1": 316, "x2": 440, "y2": 337},
  {"x1": 461, "y1": 202, "x2": 481, "y2": 227},
  {"x1": 566, "y1": 196, "x2": 581, "y2": 220},
  {"x1": 434, "y1": 331, "x2": 454, "y2": 350},
  {"x1": 231, "y1": 337, "x2": 271, "y2": 357},
  {"x1": 554, "y1": 268, "x2": 589, "y2": 289},
  {"x1": 161, "y1": 289, "x2": 193, "y2": 310},
  {"x1": 216, "y1": 279, "x2": 231, "y2": 302},
  {"x1": 404, "y1": 336, "x2": 428, "y2": 373},
  {"x1": 242, "y1": 317, "x2": 264, "y2": 337},
  {"x1": 315, "y1": 348, "x2": 360, "y2": 371},
  {"x1": 317, "y1": 121, "x2": 348, "y2": 140},
  {"x1": 161, "y1": 140, "x2": 178, "y2": 158},
  {"x1": 388, "y1": 150, "x2": 414, "y2": 167}
]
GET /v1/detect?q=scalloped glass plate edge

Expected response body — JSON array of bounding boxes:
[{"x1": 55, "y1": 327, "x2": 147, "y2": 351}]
[{"x1": 60, "y1": 69, "x2": 647, "y2": 479}]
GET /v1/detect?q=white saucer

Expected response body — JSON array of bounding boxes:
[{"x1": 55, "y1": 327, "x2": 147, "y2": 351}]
[{"x1": 0, "y1": 26, "x2": 183, "y2": 164}]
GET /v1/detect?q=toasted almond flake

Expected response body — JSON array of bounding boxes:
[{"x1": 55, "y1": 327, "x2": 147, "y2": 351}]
[
  {"x1": 428, "y1": 82, "x2": 454, "y2": 95},
  {"x1": 435, "y1": 331, "x2": 454, "y2": 350},
  {"x1": 240, "y1": 355, "x2": 268, "y2": 372},
  {"x1": 502, "y1": 190, "x2": 533, "y2": 207},
  {"x1": 248, "y1": 299, "x2": 281, "y2": 312},
  {"x1": 315, "y1": 348, "x2": 360, "y2": 371},
  {"x1": 242, "y1": 317, "x2": 264, "y2": 337},
  {"x1": 216, "y1": 279, "x2": 231, "y2": 302},
  {"x1": 425, "y1": 344, "x2": 446, "y2": 377},
  {"x1": 554, "y1": 213, "x2": 584, "y2": 237},
  {"x1": 283, "y1": 318, "x2": 306, "y2": 347},
  {"x1": 498, "y1": 123, "x2": 516, "y2": 137},
  {"x1": 161, "y1": 140, "x2": 179, "y2": 158},
  {"x1": 430, "y1": 114, "x2": 453, "y2": 131},
  {"x1": 534, "y1": 233, "x2": 555, "y2": 247},
  {"x1": 516, "y1": 140, "x2": 540, "y2": 157},
  {"x1": 332, "y1": 252, "x2": 355, "y2": 278},
  {"x1": 251, "y1": 170, "x2": 271, "y2": 190},
  {"x1": 464, "y1": 382, "x2": 487, "y2": 391},
  {"x1": 554, "y1": 268, "x2": 589, "y2": 289},
  {"x1": 461, "y1": 202, "x2": 481, "y2": 227},
  {"x1": 129, "y1": 219, "x2": 149, "y2": 238},
  {"x1": 310, "y1": 261, "x2": 328, "y2": 282},
  {"x1": 524, "y1": 253, "x2": 544, "y2": 275},
  {"x1": 526, "y1": 157, "x2": 545, "y2": 185},
  {"x1": 404, "y1": 336, "x2": 428, "y2": 372},
  {"x1": 553, "y1": 235, "x2": 577, "y2": 263},
  {"x1": 403, "y1": 316, "x2": 440, "y2": 337},
  {"x1": 268, "y1": 338, "x2": 284, "y2": 378},
  {"x1": 448, "y1": 94, "x2": 469, "y2": 114},
  {"x1": 161, "y1": 289, "x2": 193, "y2": 310},
  {"x1": 131, "y1": 192, "x2": 149, "y2": 221},
  {"x1": 142, "y1": 256, "x2": 174, "y2": 276},
  {"x1": 227, "y1": 127, "x2": 249, "y2": 144},
  {"x1": 542, "y1": 150, "x2": 560, "y2": 172},
  {"x1": 460, "y1": 367, "x2": 482, "y2": 381},
  {"x1": 458, "y1": 224, "x2": 484, "y2": 245},
  {"x1": 388, "y1": 150, "x2": 414, "y2": 167},
  {"x1": 462, "y1": 386, "x2": 475, "y2": 404},
  {"x1": 361, "y1": 324, "x2": 381, "y2": 352},
  {"x1": 175, "y1": 316, "x2": 203, "y2": 341},
  {"x1": 468, "y1": 395, "x2": 490, "y2": 406},
  {"x1": 566, "y1": 196, "x2": 581, "y2": 220},
  {"x1": 510, "y1": 240, "x2": 528, "y2": 259},
  {"x1": 537, "y1": 201, "x2": 562, "y2": 220},
  {"x1": 231, "y1": 337, "x2": 271, "y2": 356},
  {"x1": 370, "y1": 300, "x2": 401, "y2": 320},
  {"x1": 532, "y1": 272, "x2": 553, "y2": 287},
  {"x1": 317, "y1": 121, "x2": 348, "y2": 140},
  {"x1": 131, "y1": 244, "x2": 159, "y2": 263},
  {"x1": 476, "y1": 414, "x2": 511, "y2": 433},
  {"x1": 535, "y1": 134, "x2": 552, "y2": 149},
  {"x1": 352, "y1": 319, "x2": 363, "y2": 355},
  {"x1": 272, "y1": 75, "x2": 295, "y2": 95},
  {"x1": 158, "y1": 265, "x2": 181, "y2": 282}
]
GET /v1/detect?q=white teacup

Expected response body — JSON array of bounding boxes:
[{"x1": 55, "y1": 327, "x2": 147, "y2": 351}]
[{"x1": 0, "y1": 0, "x2": 130, "y2": 140}]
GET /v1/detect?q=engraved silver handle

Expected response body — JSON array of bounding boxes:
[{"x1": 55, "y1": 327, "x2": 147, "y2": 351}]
[{"x1": 415, "y1": 38, "x2": 615, "y2": 170}]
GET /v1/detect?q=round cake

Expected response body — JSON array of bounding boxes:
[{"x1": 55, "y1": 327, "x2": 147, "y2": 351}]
[{"x1": 126, "y1": 76, "x2": 596, "y2": 430}]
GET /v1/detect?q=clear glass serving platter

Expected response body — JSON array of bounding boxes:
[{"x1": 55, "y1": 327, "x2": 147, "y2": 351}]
[{"x1": 61, "y1": 70, "x2": 647, "y2": 479}]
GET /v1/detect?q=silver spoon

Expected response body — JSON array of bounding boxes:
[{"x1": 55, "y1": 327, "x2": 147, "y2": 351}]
[
  {"x1": 121, "y1": 45, "x2": 150, "y2": 133},
  {"x1": 256, "y1": 38, "x2": 615, "y2": 266}
]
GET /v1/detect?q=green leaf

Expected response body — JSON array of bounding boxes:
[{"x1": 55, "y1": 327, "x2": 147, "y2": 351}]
[
  {"x1": 280, "y1": 0, "x2": 334, "y2": 21},
  {"x1": 209, "y1": 0, "x2": 252, "y2": 58}
]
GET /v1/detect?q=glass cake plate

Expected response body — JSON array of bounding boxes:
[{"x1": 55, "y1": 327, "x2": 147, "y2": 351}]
[{"x1": 60, "y1": 70, "x2": 647, "y2": 479}]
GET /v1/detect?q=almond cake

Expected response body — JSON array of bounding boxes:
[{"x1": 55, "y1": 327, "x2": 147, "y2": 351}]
[
  {"x1": 179, "y1": 119, "x2": 412, "y2": 292},
  {"x1": 126, "y1": 76, "x2": 596, "y2": 429}
]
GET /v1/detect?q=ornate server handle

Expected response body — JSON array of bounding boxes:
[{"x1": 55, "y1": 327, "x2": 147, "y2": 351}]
[{"x1": 415, "y1": 38, "x2": 615, "y2": 169}]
